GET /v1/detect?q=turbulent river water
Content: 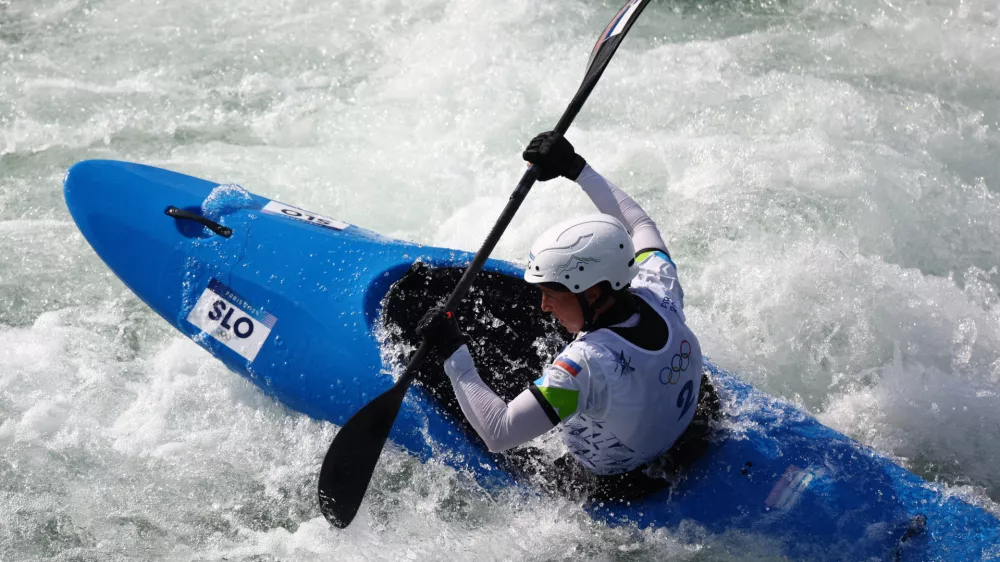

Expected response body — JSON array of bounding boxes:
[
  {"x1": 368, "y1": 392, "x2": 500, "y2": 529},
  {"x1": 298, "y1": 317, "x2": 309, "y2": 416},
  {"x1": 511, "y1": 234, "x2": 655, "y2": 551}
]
[{"x1": 2, "y1": 0, "x2": 999, "y2": 559}]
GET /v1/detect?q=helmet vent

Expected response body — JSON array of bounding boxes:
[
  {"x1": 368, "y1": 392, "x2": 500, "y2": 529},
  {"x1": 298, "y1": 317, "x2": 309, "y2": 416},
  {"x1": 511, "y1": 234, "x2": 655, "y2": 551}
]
[{"x1": 628, "y1": 258, "x2": 635, "y2": 267}]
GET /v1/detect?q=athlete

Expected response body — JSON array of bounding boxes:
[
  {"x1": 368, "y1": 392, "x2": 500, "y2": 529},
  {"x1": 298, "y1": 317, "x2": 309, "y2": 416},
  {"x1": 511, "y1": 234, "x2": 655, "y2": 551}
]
[{"x1": 417, "y1": 131, "x2": 718, "y2": 498}]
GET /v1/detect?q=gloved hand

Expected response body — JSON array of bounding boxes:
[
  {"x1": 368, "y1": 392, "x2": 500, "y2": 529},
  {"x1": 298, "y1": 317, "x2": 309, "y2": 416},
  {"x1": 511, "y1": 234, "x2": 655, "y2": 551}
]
[
  {"x1": 522, "y1": 131, "x2": 588, "y2": 182},
  {"x1": 416, "y1": 305, "x2": 467, "y2": 358}
]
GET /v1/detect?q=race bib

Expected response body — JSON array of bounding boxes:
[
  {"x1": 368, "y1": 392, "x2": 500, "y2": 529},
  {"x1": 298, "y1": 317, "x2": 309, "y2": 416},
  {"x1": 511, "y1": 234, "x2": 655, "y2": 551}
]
[{"x1": 186, "y1": 279, "x2": 277, "y2": 362}]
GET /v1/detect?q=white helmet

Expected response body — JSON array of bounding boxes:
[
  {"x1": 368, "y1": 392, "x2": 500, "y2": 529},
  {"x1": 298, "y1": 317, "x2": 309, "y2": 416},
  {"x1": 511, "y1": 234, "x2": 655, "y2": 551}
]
[{"x1": 524, "y1": 213, "x2": 638, "y2": 293}]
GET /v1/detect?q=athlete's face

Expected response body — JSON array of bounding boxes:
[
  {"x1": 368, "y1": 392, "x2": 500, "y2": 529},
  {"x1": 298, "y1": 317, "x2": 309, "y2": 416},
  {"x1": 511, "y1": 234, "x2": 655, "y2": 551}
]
[{"x1": 539, "y1": 286, "x2": 584, "y2": 333}]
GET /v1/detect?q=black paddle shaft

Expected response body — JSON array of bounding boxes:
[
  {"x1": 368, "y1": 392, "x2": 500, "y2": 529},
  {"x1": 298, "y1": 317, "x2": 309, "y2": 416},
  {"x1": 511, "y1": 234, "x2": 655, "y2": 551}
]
[{"x1": 318, "y1": 0, "x2": 652, "y2": 529}]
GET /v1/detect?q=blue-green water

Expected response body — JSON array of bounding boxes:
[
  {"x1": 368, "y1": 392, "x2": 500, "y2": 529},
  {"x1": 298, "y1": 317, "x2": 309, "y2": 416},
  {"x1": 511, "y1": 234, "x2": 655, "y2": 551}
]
[{"x1": 2, "y1": 0, "x2": 999, "y2": 559}]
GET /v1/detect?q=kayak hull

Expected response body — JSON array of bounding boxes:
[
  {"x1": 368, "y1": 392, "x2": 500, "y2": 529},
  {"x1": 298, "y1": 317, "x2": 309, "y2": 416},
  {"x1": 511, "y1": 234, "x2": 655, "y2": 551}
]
[{"x1": 64, "y1": 160, "x2": 1000, "y2": 560}]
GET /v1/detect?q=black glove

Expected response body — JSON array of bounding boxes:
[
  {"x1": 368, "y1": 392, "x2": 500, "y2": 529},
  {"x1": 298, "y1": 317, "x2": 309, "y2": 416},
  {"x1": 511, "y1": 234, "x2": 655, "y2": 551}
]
[
  {"x1": 522, "y1": 131, "x2": 587, "y2": 182},
  {"x1": 416, "y1": 305, "x2": 467, "y2": 358}
]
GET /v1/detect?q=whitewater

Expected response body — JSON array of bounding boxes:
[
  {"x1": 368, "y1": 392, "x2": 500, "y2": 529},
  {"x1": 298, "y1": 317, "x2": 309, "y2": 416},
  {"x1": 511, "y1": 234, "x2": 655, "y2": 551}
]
[{"x1": 2, "y1": 0, "x2": 999, "y2": 559}]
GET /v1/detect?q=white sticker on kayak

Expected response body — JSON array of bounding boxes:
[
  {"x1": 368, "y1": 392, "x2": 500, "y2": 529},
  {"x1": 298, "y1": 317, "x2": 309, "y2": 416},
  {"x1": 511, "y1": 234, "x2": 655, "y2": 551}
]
[
  {"x1": 186, "y1": 279, "x2": 277, "y2": 362},
  {"x1": 765, "y1": 465, "x2": 823, "y2": 510},
  {"x1": 262, "y1": 201, "x2": 349, "y2": 230}
]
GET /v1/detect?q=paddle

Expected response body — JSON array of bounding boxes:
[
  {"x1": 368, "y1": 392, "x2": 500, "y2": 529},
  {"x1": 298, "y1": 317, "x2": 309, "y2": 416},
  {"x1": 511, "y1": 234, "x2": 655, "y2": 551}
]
[{"x1": 318, "y1": 0, "x2": 653, "y2": 529}]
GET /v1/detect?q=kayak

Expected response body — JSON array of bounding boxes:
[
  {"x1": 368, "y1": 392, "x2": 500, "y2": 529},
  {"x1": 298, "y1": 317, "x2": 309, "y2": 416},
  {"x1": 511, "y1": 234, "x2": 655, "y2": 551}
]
[{"x1": 64, "y1": 159, "x2": 1000, "y2": 560}]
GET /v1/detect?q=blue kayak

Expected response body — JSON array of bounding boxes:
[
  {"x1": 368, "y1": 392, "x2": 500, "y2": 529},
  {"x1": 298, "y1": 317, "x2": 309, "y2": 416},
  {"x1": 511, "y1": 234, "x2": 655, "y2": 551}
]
[{"x1": 63, "y1": 159, "x2": 1000, "y2": 560}]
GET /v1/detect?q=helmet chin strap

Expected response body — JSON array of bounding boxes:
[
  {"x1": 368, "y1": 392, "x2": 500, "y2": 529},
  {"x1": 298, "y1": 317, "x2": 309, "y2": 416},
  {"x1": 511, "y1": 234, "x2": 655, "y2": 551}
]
[
  {"x1": 576, "y1": 292, "x2": 598, "y2": 333},
  {"x1": 577, "y1": 285, "x2": 636, "y2": 333}
]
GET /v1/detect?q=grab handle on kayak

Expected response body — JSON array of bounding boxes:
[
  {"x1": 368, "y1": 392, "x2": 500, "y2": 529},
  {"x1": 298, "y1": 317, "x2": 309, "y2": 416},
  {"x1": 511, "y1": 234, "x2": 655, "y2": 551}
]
[{"x1": 165, "y1": 206, "x2": 233, "y2": 238}]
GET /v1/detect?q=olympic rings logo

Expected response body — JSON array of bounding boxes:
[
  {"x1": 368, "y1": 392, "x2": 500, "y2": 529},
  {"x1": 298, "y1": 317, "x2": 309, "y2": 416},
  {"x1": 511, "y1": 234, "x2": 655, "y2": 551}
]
[{"x1": 658, "y1": 340, "x2": 692, "y2": 385}]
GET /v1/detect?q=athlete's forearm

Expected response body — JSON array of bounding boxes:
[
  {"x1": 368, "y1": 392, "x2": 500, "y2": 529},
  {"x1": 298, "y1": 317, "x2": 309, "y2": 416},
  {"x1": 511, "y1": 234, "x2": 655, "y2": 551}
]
[
  {"x1": 443, "y1": 345, "x2": 555, "y2": 453},
  {"x1": 576, "y1": 164, "x2": 669, "y2": 254}
]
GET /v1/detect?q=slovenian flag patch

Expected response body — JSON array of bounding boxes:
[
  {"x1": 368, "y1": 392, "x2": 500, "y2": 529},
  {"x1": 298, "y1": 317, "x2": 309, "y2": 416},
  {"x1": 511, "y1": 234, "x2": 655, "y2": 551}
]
[{"x1": 554, "y1": 357, "x2": 583, "y2": 377}]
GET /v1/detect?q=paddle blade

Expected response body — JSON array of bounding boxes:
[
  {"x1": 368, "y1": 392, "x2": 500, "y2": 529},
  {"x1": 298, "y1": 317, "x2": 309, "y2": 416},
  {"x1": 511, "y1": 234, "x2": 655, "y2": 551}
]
[
  {"x1": 585, "y1": 0, "x2": 650, "y2": 85},
  {"x1": 318, "y1": 380, "x2": 409, "y2": 528},
  {"x1": 551, "y1": 0, "x2": 651, "y2": 136}
]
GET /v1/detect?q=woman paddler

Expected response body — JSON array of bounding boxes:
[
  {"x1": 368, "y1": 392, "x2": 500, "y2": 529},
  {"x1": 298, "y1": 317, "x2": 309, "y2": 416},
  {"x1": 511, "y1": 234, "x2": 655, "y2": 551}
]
[{"x1": 416, "y1": 131, "x2": 719, "y2": 498}]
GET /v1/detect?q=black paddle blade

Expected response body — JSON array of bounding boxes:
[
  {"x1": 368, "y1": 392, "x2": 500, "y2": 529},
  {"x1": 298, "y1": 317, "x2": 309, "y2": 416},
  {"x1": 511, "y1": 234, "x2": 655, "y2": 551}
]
[
  {"x1": 551, "y1": 0, "x2": 652, "y2": 136},
  {"x1": 318, "y1": 379, "x2": 409, "y2": 528},
  {"x1": 586, "y1": 0, "x2": 651, "y2": 77}
]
